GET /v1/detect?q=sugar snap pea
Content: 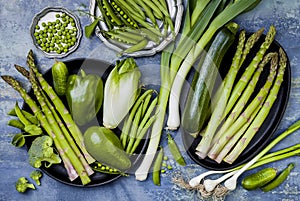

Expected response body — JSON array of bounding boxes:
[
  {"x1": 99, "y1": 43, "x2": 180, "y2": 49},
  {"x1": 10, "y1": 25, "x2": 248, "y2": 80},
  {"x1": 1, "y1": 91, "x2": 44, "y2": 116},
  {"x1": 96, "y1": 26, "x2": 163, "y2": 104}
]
[
  {"x1": 96, "y1": 0, "x2": 114, "y2": 29},
  {"x1": 139, "y1": 28, "x2": 161, "y2": 44},
  {"x1": 167, "y1": 133, "x2": 186, "y2": 166},
  {"x1": 122, "y1": 39, "x2": 148, "y2": 55},
  {"x1": 115, "y1": 29, "x2": 145, "y2": 42},
  {"x1": 114, "y1": 0, "x2": 144, "y2": 21},
  {"x1": 141, "y1": 0, "x2": 164, "y2": 20},
  {"x1": 104, "y1": 31, "x2": 141, "y2": 44},
  {"x1": 152, "y1": 147, "x2": 164, "y2": 186},
  {"x1": 14, "y1": 102, "x2": 31, "y2": 126},
  {"x1": 261, "y1": 163, "x2": 295, "y2": 192},
  {"x1": 110, "y1": 1, "x2": 139, "y2": 28},
  {"x1": 8, "y1": 119, "x2": 25, "y2": 130},
  {"x1": 102, "y1": 0, "x2": 123, "y2": 26},
  {"x1": 125, "y1": 0, "x2": 146, "y2": 20},
  {"x1": 8, "y1": 107, "x2": 38, "y2": 125},
  {"x1": 133, "y1": 0, "x2": 158, "y2": 27}
]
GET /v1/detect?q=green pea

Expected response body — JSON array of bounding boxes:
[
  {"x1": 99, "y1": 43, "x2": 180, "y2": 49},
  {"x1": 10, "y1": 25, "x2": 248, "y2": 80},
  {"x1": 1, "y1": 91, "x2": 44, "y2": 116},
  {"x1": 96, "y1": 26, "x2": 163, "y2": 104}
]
[
  {"x1": 34, "y1": 32, "x2": 39, "y2": 36},
  {"x1": 61, "y1": 13, "x2": 66, "y2": 18},
  {"x1": 35, "y1": 25, "x2": 40, "y2": 30},
  {"x1": 42, "y1": 46, "x2": 46, "y2": 51},
  {"x1": 56, "y1": 49, "x2": 61, "y2": 54},
  {"x1": 56, "y1": 19, "x2": 60, "y2": 24},
  {"x1": 42, "y1": 22, "x2": 46, "y2": 27},
  {"x1": 62, "y1": 17, "x2": 66, "y2": 22},
  {"x1": 56, "y1": 13, "x2": 60, "y2": 18}
]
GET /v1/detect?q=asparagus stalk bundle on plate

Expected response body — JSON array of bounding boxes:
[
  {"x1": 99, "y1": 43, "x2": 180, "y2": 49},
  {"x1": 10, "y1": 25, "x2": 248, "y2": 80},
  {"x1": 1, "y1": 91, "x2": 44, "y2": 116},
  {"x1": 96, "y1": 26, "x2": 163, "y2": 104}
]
[
  {"x1": 2, "y1": 50, "x2": 95, "y2": 185},
  {"x1": 194, "y1": 25, "x2": 289, "y2": 164}
]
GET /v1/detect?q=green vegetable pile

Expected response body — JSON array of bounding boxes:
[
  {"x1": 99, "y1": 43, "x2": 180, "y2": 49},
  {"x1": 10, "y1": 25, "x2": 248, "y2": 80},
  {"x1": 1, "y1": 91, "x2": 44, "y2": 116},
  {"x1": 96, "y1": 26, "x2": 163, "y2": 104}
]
[
  {"x1": 33, "y1": 12, "x2": 78, "y2": 54},
  {"x1": 85, "y1": 0, "x2": 175, "y2": 55}
]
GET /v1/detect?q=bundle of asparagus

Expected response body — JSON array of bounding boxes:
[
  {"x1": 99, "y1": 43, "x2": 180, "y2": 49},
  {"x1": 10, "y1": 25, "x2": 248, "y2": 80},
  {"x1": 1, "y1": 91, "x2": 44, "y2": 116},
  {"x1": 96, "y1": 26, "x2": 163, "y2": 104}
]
[
  {"x1": 2, "y1": 50, "x2": 94, "y2": 185},
  {"x1": 195, "y1": 26, "x2": 288, "y2": 164}
]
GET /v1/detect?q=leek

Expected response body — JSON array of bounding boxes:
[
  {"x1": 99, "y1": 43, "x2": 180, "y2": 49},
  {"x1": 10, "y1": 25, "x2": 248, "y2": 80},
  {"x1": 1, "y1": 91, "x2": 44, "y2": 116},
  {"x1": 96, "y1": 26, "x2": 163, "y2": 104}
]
[
  {"x1": 167, "y1": 0, "x2": 262, "y2": 130},
  {"x1": 103, "y1": 58, "x2": 141, "y2": 129}
]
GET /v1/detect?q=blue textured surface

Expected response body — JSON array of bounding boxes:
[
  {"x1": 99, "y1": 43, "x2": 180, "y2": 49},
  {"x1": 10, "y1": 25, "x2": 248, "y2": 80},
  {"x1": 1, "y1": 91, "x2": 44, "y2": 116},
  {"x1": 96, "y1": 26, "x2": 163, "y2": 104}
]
[{"x1": 0, "y1": 0, "x2": 299, "y2": 200}]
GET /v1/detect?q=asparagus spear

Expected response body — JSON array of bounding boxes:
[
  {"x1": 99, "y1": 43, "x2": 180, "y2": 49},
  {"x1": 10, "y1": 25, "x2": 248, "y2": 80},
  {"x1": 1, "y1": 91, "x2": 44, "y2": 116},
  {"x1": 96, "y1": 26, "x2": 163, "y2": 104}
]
[
  {"x1": 224, "y1": 48, "x2": 287, "y2": 164},
  {"x1": 211, "y1": 28, "x2": 264, "y2": 109},
  {"x1": 223, "y1": 26, "x2": 276, "y2": 116},
  {"x1": 211, "y1": 52, "x2": 278, "y2": 147},
  {"x1": 28, "y1": 71, "x2": 91, "y2": 185},
  {"x1": 206, "y1": 52, "x2": 278, "y2": 160},
  {"x1": 194, "y1": 30, "x2": 246, "y2": 159},
  {"x1": 213, "y1": 53, "x2": 278, "y2": 163},
  {"x1": 26, "y1": 50, "x2": 95, "y2": 164},
  {"x1": 14, "y1": 64, "x2": 94, "y2": 176},
  {"x1": 1, "y1": 75, "x2": 79, "y2": 181}
]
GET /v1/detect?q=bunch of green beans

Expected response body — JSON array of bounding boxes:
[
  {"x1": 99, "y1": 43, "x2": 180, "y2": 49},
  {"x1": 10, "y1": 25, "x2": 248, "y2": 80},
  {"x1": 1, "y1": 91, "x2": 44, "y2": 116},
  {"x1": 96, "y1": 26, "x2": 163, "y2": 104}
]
[
  {"x1": 96, "y1": 0, "x2": 174, "y2": 54},
  {"x1": 120, "y1": 89, "x2": 157, "y2": 154}
]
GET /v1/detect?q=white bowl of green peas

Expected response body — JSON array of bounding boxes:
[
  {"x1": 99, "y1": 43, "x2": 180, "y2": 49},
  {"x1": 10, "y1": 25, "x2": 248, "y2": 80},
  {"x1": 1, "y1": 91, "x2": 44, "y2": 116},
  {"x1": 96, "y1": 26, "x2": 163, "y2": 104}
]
[{"x1": 30, "y1": 7, "x2": 82, "y2": 58}]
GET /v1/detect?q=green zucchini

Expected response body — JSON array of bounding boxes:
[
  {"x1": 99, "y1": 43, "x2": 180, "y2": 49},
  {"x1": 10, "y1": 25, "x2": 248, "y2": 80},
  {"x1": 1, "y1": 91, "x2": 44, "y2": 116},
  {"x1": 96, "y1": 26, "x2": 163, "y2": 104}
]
[
  {"x1": 52, "y1": 61, "x2": 69, "y2": 96},
  {"x1": 182, "y1": 22, "x2": 238, "y2": 137}
]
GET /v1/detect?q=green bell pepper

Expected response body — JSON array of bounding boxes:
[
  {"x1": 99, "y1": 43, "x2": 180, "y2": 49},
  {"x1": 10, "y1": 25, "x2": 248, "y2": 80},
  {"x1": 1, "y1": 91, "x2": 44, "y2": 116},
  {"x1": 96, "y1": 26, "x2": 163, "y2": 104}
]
[{"x1": 66, "y1": 70, "x2": 103, "y2": 126}]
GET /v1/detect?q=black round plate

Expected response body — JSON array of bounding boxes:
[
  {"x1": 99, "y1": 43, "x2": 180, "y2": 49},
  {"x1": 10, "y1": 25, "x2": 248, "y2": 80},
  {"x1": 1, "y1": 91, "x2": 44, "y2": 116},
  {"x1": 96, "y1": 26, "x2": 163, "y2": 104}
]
[
  {"x1": 182, "y1": 34, "x2": 291, "y2": 171},
  {"x1": 24, "y1": 58, "x2": 149, "y2": 187}
]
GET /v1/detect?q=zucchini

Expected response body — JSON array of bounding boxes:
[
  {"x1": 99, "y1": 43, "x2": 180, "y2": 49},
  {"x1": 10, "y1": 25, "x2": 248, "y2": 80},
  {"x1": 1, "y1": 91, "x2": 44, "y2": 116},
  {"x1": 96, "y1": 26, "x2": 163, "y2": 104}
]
[
  {"x1": 52, "y1": 61, "x2": 69, "y2": 96},
  {"x1": 182, "y1": 23, "x2": 238, "y2": 137}
]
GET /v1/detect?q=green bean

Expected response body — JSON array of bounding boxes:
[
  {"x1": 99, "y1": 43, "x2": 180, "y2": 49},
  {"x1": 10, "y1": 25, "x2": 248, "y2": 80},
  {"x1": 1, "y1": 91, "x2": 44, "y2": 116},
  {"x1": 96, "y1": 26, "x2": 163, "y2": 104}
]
[
  {"x1": 8, "y1": 119, "x2": 25, "y2": 130},
  {"x1": 130, "y1": 114, "x2": 156, "y2": 154},
  {"x1": 167, "y1": 133, "x2": 186, "y2": 166},
  {"x1": 261, "y1": 163, "x2": 295, "y2": 192},
  {"x1": 120, "y1": 89, "x2": 154, "y2": 147},
  {"x1": 121, "y1": 39, "x2": 148, "y2": 55},
  {"x1": 141, "y1": 92, "x2": 152, "y2": 116},
  {"x1": 139, "y1": 97, "x2": 158, "y2": 132},
  {"x1": 126, "y1": 102, "x2": 144, "y2": 153},
  {"x1": 152, "y1": 147, "x2": 164, "y2": 186}
]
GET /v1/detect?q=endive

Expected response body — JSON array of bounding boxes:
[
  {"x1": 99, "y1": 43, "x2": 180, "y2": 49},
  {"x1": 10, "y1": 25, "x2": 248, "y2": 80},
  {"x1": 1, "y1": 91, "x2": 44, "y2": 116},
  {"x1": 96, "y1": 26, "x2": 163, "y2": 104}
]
[{"x1": 103, "y1": 58, "x2": 141, "y2": 129}]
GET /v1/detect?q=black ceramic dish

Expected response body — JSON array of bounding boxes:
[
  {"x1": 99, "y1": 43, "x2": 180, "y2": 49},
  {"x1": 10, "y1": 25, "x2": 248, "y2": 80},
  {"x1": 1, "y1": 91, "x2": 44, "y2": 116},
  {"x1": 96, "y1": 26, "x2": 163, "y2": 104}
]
[
  {"x1": 182, "y1": 34, "x2": 291, "y2": 171},
  {"x1": 24, "y1": 58, "x2": 150, "y2": 187}
]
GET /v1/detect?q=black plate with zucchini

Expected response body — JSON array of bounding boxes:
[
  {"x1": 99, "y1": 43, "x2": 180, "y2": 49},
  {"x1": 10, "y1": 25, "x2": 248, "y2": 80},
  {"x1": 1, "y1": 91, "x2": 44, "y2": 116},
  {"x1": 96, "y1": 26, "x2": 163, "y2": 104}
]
[
  {"x1": 24, "y1": 58, "x2": 150, "y2": 187},
  {"x1": 182, "y1": 35, "x2": 291, "y2": 171}
]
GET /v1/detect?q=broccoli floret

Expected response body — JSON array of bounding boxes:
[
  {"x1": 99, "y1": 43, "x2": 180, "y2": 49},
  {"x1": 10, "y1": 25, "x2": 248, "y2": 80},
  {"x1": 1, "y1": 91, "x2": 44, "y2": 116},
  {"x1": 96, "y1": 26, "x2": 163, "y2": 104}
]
[
  {"x1": 30, "y1": 170, "x2": 43, "y2": 186},
  {"x1": 15, "y1": 177, "x2": 35, "y2": 193},
  {"x1": 28, "y1": 136, "x2": 61, "y2": 168}
]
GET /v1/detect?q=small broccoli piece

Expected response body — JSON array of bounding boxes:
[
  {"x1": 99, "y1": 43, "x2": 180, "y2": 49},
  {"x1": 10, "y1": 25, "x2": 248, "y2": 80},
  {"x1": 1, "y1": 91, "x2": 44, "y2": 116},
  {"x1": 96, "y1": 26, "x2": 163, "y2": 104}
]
[
  {"x1": 15, "y1": 177, "x2": 35, "y2": 193},
  {"x1": 28, "y1": 135, "x2": 61, "y2": 168},
  {"x1": 30, "y1": 170, "x2": 43, "y2": 186}
]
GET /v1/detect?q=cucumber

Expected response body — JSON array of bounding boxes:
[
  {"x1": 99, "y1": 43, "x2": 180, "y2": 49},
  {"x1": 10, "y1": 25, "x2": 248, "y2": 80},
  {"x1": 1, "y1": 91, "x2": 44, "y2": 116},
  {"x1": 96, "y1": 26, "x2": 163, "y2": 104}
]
[
  {"x1": 52, "y1": 61, "x2": 69, "y2": 96},
  {"x1": 242, "y1": 167, "x2": 277, "y2": 190},
  {"x1": 182, "y1": 22, "x2": 238, "y2": 137}
]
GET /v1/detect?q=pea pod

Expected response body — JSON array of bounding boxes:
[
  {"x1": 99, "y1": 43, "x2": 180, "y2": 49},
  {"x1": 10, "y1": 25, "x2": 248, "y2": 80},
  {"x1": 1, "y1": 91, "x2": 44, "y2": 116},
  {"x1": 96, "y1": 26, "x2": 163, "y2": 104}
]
[
  {"x1": 102, "y1": 0, "x2": 123, "y2": 26},
  {"x1": 121, "y1": 39, "x2": 148, "y2": 55},
  {"x1": 8, "y1": 119, "x2": 25, "y2": 130},
  {"x1": 261, "y1": 163, "x2": 295, "y2": 192},
  {"x1": 242, "y1": 167, "x2": 277, "y2": 190},
  {"x1": 167, "y1": 133, "x2": 186, "y2": 166},
  {"x1": 152, "y1": 147, "x2": 164, "y2": 186},
  {"x1": 7, "y1": 107, "x2": 38, "y2": 125}
]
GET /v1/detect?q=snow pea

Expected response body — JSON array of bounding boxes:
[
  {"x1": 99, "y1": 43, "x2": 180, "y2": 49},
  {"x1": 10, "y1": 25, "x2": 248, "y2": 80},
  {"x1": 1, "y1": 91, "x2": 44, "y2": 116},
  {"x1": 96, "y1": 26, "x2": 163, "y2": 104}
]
[{"x1": 167, "y1": 133, "x2": 186, "y2": 166}]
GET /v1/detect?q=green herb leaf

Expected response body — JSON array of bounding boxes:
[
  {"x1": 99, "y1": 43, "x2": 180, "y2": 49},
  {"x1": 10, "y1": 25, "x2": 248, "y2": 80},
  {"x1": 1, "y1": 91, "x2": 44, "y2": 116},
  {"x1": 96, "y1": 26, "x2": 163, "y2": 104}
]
[
  {"x1": 84, "y1": 18, "x2": 100, "y2": 38},
  {"x1": 12, "y1": 133, "x2": 25, "y2": 147}
]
